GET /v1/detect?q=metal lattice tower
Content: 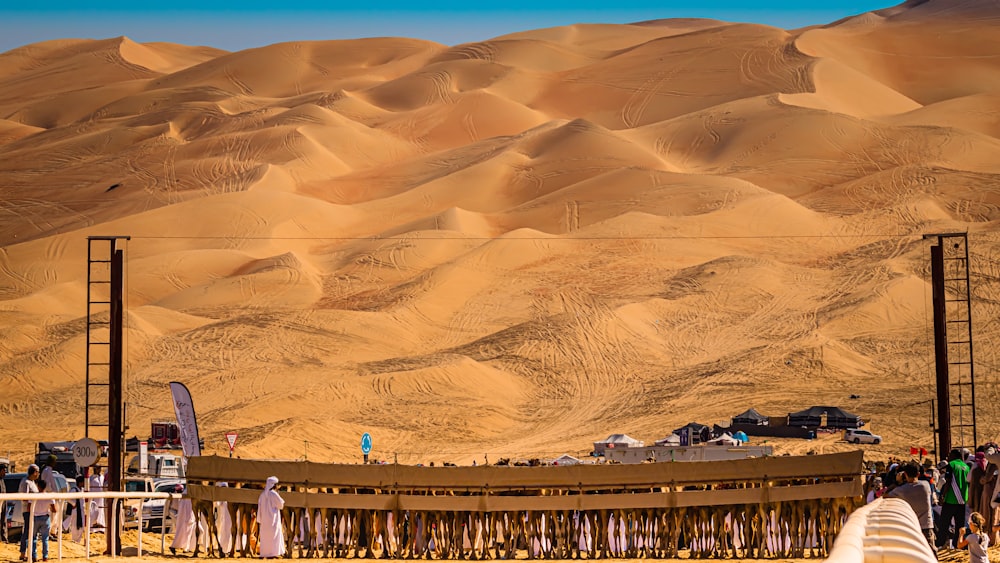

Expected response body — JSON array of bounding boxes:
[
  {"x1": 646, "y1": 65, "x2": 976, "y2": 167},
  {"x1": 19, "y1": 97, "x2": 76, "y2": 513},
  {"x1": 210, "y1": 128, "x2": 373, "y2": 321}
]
[{"x1": 926, "y1": 232, "x2": 977, "y2": 456}]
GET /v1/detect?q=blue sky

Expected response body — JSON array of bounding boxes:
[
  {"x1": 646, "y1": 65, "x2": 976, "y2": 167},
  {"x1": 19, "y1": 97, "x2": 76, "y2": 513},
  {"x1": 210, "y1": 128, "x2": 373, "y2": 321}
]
[{"x1": 1, "y1": 1, "x2": 898, "y2": 53}]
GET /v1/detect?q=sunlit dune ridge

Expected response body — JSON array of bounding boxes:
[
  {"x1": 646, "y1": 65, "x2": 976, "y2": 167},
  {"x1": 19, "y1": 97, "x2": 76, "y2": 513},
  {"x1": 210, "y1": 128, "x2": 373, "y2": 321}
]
[{"x1": 2, "y1": 0, "x2": 1000, "y2": 465}]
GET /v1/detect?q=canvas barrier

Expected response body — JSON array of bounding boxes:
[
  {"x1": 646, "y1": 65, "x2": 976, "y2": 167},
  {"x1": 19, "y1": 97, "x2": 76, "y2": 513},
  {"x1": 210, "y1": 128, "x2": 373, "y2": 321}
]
[
  {"x1": 186, "y1": 450, "x2": 862, "y2": 490},
  {"x1": 180, "y1": 451, "x2": 863, "y2": 559}
]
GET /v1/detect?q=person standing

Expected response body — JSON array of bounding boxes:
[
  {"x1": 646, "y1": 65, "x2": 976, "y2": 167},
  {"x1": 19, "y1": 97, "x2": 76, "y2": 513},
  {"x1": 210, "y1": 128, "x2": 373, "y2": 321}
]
[
  {"x1": 957, "y1": 511, "x2": 990, "y2": 563},
  {"x1": 257, "y1": 476, "x2": 285, "y2": 558},
  {"x1": 886, "y1": 463, "x2": 936, "y2": 553},
  {"x1": 39, "y1": 455, "x2": 58, "y2": 494},
  {"x1": 169, "y1": 484, "x2": 203, "y2": 555},
  {"x1": 18, "y1": 464, "x2": 40, "y2": 561},
  {"x1": 31, "y1": 480, "x2": 57, "y2": 562},
  {"x1": 939, "y1": 449, "x2": 971, "y2": 549},
  {"x1": 88, "y1": 466, "x2": 106, "y2": 530},
  {"x1": 215, "y1": 482, "x2": 233, "y2": 556},
  {"x1": 63, "y1": 476, "x2": 85, "y2": 544},
  {"x1": 971, "y1": 452, "x2": 989, "y2": 515},
  {"x1": 0, "y1": 463, "x2": 8, "y2": 543}
]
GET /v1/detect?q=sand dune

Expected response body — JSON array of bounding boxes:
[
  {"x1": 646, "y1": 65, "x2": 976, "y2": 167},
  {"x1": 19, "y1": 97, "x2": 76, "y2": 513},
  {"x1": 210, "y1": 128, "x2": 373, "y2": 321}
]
[{"x1": 2, "y1": 0, "x2": 1000, "y2": 467}]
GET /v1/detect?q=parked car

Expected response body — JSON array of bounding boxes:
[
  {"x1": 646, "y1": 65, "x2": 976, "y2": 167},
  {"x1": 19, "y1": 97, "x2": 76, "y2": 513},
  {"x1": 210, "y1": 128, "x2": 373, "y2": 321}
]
[
  {"x1": 137, "y1": 479, "x2": 184, "y2": 531},
  {"x1": 844, "y1": 429, "x2": 882, "y2": 444}
]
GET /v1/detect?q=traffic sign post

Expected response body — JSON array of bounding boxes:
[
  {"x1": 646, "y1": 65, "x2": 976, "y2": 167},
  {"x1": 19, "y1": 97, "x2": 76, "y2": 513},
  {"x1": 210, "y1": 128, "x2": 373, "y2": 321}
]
[
  {"x1": 361, "y1": 432, "x2": 372, "y2": 464},
  {"x1": 225, "y1": 432, "x2": 238, "y2": 458},
  {"x1": 73, "y1": 437, "x2": 101, "y2": 468}
]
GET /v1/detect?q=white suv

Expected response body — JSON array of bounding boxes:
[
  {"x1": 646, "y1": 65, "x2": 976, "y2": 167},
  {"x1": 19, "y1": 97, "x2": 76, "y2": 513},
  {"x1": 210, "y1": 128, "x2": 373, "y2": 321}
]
[{"x1": 844, "y1": 429, "x2": 881, "y2": 444}]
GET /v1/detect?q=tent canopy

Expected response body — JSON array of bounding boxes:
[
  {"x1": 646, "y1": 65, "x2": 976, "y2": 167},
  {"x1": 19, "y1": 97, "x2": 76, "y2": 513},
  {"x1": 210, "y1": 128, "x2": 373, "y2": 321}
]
[
  {"x1": 551, "y1": 454, "x2": 582, "y2": 466},
  {"x1": 787, "y1": 406, "x2": 862, "y2": 429},
  {"x1": 732, "y1": 408, "x2": 768, "y2": 425},
  {"x1": 599, "y1": 434, "x2": 642, "y2": 445}
]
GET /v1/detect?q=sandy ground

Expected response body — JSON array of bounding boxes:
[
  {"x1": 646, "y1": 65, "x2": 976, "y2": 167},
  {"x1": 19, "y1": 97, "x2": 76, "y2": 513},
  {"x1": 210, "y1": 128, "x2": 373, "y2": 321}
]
[{"x1": 2, "y1": 0, "x2": 1000, "y2": 473}]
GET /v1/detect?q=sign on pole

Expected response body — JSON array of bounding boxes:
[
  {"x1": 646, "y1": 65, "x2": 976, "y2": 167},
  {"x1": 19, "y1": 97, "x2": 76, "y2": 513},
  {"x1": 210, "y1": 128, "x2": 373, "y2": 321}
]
[
  {"x1": 361, "y1": 432, "x2": 372, "y2": 463},
  {"x1": 225, "y1": 432, "x2": 238, "y2": 458},
  {"x1": 139, "y1": 441, "x2": 148, "y2": 475},
  {"x1": 73, "y1": 437, "x2": 101, "y2": 468}
]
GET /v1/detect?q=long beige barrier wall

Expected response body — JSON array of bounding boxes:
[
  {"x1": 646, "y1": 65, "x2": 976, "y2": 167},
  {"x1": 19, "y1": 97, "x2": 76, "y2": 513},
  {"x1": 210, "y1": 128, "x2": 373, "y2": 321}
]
[
  {"x1": 182, "y1": 451, "x2": 863, "y2": 559},
  {"x1": 824, "y1": 497, "x2": 936, "y2": 563}
]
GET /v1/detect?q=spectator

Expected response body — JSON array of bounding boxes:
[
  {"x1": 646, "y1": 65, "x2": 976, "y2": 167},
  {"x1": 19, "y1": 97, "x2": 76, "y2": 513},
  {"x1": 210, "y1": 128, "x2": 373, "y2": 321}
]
[
  {"x1": 0, "y1": 463, "x2": 7, "y2": 543},
  {"x1": 30, "y1": 480, "x2": 57, "y2": 562},
  {"x1": 258, "y1": 476, "x2": 285, "y2": 559},
  {"x1": 886, "y1": 463, "x2": 935, "y2": 553},
  {"x1": 939, "y1": 448, "x2": 971, "y2": 549},
  {"x1": 957, "y1": 511, "x2": 989, "y2": 563},
  {"x1": 18, "y1": 464, "x2": 40, "y2": 561}
]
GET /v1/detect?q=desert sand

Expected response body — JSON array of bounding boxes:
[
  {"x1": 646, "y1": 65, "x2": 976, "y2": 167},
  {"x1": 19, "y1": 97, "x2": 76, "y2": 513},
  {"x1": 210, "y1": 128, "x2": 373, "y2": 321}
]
[{"x1": 2, "y1": 0, "x2": 1000, "y2": 471}]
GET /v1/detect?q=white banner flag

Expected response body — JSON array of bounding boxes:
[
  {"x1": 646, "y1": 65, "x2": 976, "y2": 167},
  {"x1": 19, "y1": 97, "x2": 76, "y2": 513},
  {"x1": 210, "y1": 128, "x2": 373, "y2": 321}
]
[{"x1": 169, "y1": 382, "x2": 202, "y2": 457}]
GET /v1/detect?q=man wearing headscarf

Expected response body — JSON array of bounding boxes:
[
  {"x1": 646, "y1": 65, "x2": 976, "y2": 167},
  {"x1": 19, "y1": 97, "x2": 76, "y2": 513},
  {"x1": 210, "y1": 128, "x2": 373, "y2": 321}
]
[
  {"x1": 169, "y1": 483, "x2": 205, "y2": 554},
  {"x1": 89, "y1": 466, "x2": 106, "y2": 530},
  {"x1": 970, "y1": 451, "x2": 989, "y2": 516},
  {"x1": 257, "y1": 476, "x2": 285, "y2": 558},
  {"x1": 40, "y1": 455, "x2": 59, "y2": 494},
  {"x1": 63, "y1": 476, "x2": 86, "y2": 543},
  {"x1": 215, "y1": 482, "x2": 233, "y2": 555}
]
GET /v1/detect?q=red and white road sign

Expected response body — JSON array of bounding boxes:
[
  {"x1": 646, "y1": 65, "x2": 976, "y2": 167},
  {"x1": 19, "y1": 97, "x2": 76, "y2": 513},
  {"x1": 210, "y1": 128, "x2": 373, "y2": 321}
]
[{"x1": 225, "y1": 432, "x2": 238, "y2": 451}]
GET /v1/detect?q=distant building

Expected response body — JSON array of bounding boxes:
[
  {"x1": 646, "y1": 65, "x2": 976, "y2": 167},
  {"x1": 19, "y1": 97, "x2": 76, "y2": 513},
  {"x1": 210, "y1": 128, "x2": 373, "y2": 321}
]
[{"x1": 592, "y1": 434, "x2": 644, "y2": 457}]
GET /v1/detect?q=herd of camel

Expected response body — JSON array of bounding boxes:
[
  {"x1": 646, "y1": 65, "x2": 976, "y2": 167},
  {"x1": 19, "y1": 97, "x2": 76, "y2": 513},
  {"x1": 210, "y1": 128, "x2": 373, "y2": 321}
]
[{"x1": 178, "y1": 484, "x2": 861, "y2": 559}]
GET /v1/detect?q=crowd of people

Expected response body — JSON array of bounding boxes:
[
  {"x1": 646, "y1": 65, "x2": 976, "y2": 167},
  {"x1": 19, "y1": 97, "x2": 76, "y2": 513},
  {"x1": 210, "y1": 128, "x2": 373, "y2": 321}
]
[
  {"x1": 864, "y1": 444, "x2": 999, "y2": 561},
  {"x1": 7, "y1": 456, "x2": 110, "y2": 562}
]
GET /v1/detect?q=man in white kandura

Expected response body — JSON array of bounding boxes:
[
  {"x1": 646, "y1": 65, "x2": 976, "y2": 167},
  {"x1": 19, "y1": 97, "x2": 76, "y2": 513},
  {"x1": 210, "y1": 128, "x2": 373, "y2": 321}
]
[
  {"x1": 257, "y1": 476, "x2": 285, "y2": 559},
  {"x1": 170, "y1": 483, "x2": 205, "y2": 554},
  {"x1": 88, "y1": 466, "x2": 106, "y2": 530},
  {"x1": 215, "y1": 482, "x2": 233, "y2": 555}
]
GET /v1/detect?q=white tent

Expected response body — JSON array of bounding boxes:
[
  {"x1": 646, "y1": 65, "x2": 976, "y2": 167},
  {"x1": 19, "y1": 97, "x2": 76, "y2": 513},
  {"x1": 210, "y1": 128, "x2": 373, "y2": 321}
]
[
  {"x1": 593, "y1": 434, "x2": 644, "y2": 456},
  {"x1": 654, "y1": 434, "x2": 681, "y2": 446},
  {"x1": 551, "y1": 454, "x2": 583, "y2": 466},
  {"x1": 706, "y1": 432, "x2": 740, "y2": 446}
]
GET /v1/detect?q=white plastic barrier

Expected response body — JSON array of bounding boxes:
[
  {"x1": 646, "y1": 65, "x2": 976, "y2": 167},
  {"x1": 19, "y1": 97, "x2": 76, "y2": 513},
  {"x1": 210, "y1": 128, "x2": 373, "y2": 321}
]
[
  {"x1": 0, "y1": 490, "x2": 179, "y2": 562},
  {"x1": 825, "y1": 497, "x2": 936, "y2": 563}
]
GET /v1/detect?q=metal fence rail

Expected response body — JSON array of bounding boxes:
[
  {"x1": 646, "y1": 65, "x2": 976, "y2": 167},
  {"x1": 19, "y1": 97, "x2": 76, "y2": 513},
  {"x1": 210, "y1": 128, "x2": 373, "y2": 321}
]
[{"x1": 0, "y1": 490, "x2": 179, "y2": 561}]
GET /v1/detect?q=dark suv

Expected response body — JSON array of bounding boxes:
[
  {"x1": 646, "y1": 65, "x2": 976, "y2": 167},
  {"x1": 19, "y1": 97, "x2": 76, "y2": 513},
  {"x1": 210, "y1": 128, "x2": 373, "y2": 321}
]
[{"x1": 3, "y1": 472, "x2": 25, "y2": 542}]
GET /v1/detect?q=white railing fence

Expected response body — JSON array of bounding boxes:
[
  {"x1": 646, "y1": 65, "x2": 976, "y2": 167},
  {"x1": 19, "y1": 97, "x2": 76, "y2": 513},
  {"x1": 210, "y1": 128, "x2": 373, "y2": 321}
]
[
  {"x1": 1, "y1": 491, "x2": 180, "y2": 562},
  {"x1": 825, "y1": 497, "x2": 936, "y2": 563}
]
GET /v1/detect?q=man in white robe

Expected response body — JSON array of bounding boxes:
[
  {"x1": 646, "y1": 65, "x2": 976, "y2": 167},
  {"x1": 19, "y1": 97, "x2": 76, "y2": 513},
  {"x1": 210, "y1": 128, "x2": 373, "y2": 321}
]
[
  {"x1": 215, "y1": 482, "x2": 233, "y2": 555},
  {"x1": 257, "y1": 476, "x2": 285, "y2": 558},
  {"x1": 89, "y1": 466, "x2": 106, "y2": 529},
  {"x1": 169, "y1": 483, "x2": 208, "y2": 554},
  {"x1": 63, "y1": 476, "x2": 86, "y2": 543}
]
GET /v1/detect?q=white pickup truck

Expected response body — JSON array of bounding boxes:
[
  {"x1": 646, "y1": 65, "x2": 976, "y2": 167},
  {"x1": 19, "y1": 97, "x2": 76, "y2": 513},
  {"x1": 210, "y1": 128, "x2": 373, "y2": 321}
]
[{"x1": 123, "y1": 476, "x2": 184, "y2": 531}]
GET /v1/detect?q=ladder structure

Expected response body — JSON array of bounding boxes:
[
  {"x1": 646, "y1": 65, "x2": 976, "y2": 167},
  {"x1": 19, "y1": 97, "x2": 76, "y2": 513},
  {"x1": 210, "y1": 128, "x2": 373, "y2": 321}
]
[
  {"x1": 926, "y1": 233, "x2": 977, "y2": 457},
  {"x1": 84, "y1": 236, "x2": 129, "y2": 498}
]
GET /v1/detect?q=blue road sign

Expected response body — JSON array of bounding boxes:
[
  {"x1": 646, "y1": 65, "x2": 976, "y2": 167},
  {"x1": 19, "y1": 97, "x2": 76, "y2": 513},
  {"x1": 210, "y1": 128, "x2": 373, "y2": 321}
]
[{"x1": 361, "y1": 432, "x2": 372, "y2": 455}]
